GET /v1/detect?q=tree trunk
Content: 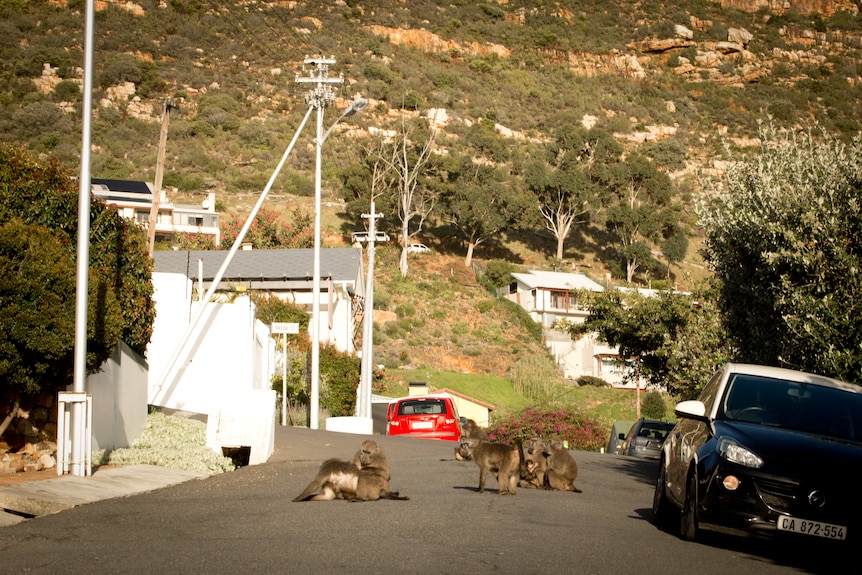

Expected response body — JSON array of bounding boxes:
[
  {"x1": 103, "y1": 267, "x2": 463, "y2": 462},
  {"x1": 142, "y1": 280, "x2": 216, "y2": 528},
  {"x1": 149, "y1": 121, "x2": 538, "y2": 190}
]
[
  {"x1": 0, "y1": 398, "x2": 21, "y2": 439},
  {"x1": 465, "y1": 242, "x2": 475, "y2": 267}
]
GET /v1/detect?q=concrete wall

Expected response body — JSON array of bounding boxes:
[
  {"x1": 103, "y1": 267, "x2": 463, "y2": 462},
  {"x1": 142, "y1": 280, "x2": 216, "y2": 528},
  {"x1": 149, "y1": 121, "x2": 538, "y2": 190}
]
[
  {"x1": 84, "y1": 341, "x2": 149, "y2": 452},
  {"x1": 148, "y1": 273, "x2": 273, "y2": 416}
]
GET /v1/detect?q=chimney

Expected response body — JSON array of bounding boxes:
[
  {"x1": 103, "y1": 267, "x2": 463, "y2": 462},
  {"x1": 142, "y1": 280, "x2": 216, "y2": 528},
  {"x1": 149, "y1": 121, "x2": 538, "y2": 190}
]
[{"x1": 408, "y1": 381, "x2": 429, "y2": 396}]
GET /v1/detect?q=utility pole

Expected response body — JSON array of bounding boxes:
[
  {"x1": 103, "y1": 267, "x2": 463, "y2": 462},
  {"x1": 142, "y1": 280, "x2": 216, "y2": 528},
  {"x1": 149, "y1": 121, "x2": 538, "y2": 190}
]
[
  {"x1": 295, "y1": 57, "x2": 344, "y2": 430},
  {"x1": 147, "y1": 98, "x2": 177, "y2": 257},
  {"x1": 357, "y1": 201, "x2": 384, "y2": 420}
]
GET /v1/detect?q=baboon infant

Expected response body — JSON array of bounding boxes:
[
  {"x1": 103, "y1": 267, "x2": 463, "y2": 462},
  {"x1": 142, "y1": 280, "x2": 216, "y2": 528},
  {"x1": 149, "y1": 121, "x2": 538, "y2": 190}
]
[
  {"x1": 454, "y1": 419, "x2": 490, "y2": 461},
  {"x1": 458, "y1": 437, "x2": 521, "y2": 495},
  {"x1": 519, "y1": 437, "x2": 548, "y2": 489},
  {"x1": 544, "y1": 437, "x2": 582, "y2": 493}
]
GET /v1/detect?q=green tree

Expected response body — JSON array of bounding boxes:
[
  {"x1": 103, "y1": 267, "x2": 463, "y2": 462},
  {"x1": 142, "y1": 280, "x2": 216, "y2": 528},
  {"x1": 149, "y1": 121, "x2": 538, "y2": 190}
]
[
  {"x1": 604, "y1": 153, "x2": 683, "y2": 283},
  {"x1": 664, "y1": 294, "x2": 733, "y2": 400},
  {"x1": 319, "y1": 343, "x2": 360, "y2": 417},
  {"x1": 220, "y1": 205, "x2": 313, "y2": 250},
  {"x1": 525, "y1": 125, "x2": 619, "y2": 261},
  {"x1": 439, "y1": 156, "x2": 532, "y2": 267},
  {"x1": 0, "y1": 146, "x2": 153, "y2": 435},
  {"x1": 699, "y1": 125, "x2": 862, "y2": 381},
  {"x1": 567, "y1": 288, "x2": 693, "y2": 388}
]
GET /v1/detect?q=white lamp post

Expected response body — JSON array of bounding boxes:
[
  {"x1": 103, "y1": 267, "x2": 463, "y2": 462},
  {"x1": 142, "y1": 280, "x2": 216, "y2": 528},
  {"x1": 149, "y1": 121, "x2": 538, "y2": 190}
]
[{"x1": 297, "y1": 57, "x2": 366, "y2": 429}]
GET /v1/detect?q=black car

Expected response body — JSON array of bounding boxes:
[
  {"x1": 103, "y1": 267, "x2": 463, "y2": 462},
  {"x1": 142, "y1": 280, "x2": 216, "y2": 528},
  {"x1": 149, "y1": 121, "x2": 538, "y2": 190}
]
[
  {"x1": 617, "y1": 418, "x2": 676, "y2": 459},
  {"x1": 652, "y1": 363, "x2": 862, "y2": 543}
]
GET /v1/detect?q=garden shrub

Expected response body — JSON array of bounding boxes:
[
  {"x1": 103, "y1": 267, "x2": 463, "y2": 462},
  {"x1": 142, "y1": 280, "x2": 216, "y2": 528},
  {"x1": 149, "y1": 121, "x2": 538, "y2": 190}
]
[
  {"x1": 641, "y1": 390, "x2": 667, "y2": 420},
  {"x1": 487, "y1": 407, "x2": 607, "y2": 451},
  {"x1": 576, "y1": 375, "x2": 608, "y2": 387}
]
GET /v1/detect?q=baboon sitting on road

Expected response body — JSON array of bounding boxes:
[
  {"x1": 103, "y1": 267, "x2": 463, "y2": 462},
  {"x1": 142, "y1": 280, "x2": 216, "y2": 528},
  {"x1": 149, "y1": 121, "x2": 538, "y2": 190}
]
[
  {"x1": 352, "y1": 439, "x2": 390, "y2": 480},
  {"x1": 543, "y1": 438, "x2": 582, "y2": 493},
  {"x1": 293, "y1": 442, "x2": 409, "y2": 502},
  {"x1": 519, "y1": 437, "x2": 548, "y2": 489}
]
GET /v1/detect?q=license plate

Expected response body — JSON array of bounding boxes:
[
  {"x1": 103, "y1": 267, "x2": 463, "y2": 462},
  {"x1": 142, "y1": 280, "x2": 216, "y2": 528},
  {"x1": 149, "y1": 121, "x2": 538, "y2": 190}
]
[
  {"x1": 411, "y1": 421, "x2": 433, "y2": 430},
  {"x1": 777, "y1": 515, "x2": 846, "y2": 540}
]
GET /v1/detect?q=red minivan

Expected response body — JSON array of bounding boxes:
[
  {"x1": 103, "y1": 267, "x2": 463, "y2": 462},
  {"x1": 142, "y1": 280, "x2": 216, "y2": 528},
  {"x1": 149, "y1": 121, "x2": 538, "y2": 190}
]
[{"x1": 386, "y1": 394, "x2": 461, "y2": 441}]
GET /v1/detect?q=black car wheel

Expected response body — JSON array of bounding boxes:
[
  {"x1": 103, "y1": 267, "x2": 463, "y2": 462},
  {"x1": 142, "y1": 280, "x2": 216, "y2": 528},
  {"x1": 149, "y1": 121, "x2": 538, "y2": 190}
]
[
  {"x1": 681, "y1": 471, "x2": 699, "y2": 541},
  {"x1": 651, "y1": 458, "x2": 674, "y2": 527}
]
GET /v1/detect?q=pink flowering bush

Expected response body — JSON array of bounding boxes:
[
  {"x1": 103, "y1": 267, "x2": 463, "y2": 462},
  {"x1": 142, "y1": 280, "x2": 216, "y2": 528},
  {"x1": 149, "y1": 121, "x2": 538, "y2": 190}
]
[{"x1": 487, "y1": 407, "x2": 608, "y2": 452}]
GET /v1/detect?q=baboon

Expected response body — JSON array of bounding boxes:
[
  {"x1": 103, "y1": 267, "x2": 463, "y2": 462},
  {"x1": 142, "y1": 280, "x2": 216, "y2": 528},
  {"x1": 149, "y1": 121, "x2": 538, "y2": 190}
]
[
  {"x1": 292, "y1": 458, "x2": 360, "y2": 502},
  {"x1": 293, "y1": 442, "x2": 409, "y2": 502},
  {"x1": 458, "y1": 437, "x2": 520, "y2": 495},
  {"x1": 543, "y1": 438, "x2": 582, "y2": 493},
  {"x1": 353, "y1": 469, "x2": 410, "y2": 501},
  {"x1": 519, "y1": 437, "x2": 549, "y2": 489},
  {"x1": 352, "y1": 439, "x2": 390, "y2": 480},
  {"x1": 454, "y1": 419, "x2": 490, "y2": 461}
]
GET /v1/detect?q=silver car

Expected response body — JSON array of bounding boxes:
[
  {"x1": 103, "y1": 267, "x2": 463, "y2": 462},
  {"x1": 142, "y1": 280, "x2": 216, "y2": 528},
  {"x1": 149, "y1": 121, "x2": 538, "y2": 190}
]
[{"x1": 618, "y1": 418, "x2": 676, "y2": 459}]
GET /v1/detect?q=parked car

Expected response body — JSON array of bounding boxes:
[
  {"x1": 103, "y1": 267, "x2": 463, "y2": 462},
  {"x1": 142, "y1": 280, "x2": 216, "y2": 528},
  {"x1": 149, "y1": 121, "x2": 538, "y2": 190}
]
[
  {"x1": 386, "y1": 394, "x2": 461, "y2": 441},
  {"x1": 617, "y1": 419, "x2": 676, "y2": 459},
  {"x1": 653, "y1": 363, "x2": 862, "y2": 544},
  {"x1": 406, "y1": 242, "x2": 430, "y2": 254}
]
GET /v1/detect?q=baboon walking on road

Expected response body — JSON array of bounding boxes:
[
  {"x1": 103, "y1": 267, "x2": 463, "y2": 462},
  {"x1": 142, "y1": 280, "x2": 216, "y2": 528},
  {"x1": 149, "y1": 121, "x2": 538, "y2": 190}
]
[
  {"x1": 458, "y1": 437, "x2": 521, "y2": 495},
  {"x1": 454, "y1": 419, "x2": 490, "y2": 461}
]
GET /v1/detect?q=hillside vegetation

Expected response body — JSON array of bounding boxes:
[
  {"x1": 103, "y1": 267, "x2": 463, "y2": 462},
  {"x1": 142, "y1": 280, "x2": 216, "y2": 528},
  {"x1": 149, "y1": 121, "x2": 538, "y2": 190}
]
[
  {"x1": 4, "y1": 0, "x2": 862, "y2": 414},
  {"x1": 3, "y1": 3, "x2": 861, "y2": 262}
]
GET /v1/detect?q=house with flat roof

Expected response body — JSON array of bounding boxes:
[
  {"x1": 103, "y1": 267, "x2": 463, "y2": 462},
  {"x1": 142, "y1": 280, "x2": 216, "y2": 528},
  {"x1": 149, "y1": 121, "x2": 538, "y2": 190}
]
[
  {"x1": 91, "y1": 178, "x2": 220, "y2": 247},
  {"x1": 501, "y1": 270, "x2": 625, "y2": 386}
]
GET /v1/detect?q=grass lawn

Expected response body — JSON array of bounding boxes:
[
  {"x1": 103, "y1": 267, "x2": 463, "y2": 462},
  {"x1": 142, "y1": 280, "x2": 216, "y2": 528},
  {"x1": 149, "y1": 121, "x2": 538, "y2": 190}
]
[{"x1": 381, "y1": 368, "x2": 677, "y2": 431}]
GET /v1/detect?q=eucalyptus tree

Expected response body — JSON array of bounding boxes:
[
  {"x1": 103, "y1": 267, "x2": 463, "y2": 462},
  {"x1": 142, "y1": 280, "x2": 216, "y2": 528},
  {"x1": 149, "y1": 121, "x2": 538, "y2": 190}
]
[
  {"x1": 603, "y1": 152, "x2": 686, "y2": 283},
  {"x1": 438, "y1": 155, "x2": 532, "y2": 267},
  {"x1": 371, "y1": 117, "x2": 439, "y2": 277},
  {"x1": 699, "y1": 125, "x2": 862, "y2": 382},
  {"x1": 525, "y1": 125, "x2": 620, "y2": 262}
]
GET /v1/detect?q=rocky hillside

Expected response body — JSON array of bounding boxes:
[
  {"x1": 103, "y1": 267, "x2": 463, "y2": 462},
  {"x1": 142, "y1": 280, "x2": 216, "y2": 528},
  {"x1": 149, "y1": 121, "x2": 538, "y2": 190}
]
[{"x1": 3, "y1": 0, "x2": 862, "y2": 284}]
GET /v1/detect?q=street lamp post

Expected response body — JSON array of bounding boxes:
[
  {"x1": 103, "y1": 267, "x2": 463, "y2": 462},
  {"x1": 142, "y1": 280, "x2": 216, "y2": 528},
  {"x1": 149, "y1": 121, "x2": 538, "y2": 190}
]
[{"x1": 296, "y1": 57, "x2": 366, "y2": 429}]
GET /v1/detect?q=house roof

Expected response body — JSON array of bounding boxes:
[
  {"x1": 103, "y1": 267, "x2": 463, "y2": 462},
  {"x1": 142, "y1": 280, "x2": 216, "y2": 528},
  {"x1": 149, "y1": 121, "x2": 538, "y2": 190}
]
[
  {"x1": 91, "y1": 178, "x2": 153, "y2": 194},
  {"x1": 511, "y1": 270, "x2": 605, "y2": 292},
  {"x1": 154, "y1": 248, "x2": 363, "y2": 285}
]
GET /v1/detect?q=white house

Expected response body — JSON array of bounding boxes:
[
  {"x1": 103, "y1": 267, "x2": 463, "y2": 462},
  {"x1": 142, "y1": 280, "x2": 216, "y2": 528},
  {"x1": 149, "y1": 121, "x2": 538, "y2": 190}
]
[
  {"x1": 501, "y1": 270, "x2": 626, "y2": 386},
  {"x1": 91, "y1": 178, "x2": 221, "y2": 246},
  {"x1": 147, "y1": 247, "x2": 366, "y2": 461}
]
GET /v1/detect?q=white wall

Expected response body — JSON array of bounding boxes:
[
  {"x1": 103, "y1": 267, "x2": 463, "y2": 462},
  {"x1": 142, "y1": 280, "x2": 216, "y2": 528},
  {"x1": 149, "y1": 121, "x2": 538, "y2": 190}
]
[
  {"x1": 147, "y1": 273, "x2": 272, "y2": 416},
  {"x1": 83, "y1": 341, "x2": 149, "y2": 451}
]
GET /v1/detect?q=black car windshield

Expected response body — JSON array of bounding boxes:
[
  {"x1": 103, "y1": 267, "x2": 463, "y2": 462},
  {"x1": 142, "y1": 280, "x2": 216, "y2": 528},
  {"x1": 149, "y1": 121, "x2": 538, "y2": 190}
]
[
  {"x1": 639, "y1": 422, "x2": 676, "y2": 440},
  {"x1": 720, "y1": 374, "x2": 862, "y2": 441},
  {"x1": 398, "y1": 399, "x2": 447, "y2": 416}
]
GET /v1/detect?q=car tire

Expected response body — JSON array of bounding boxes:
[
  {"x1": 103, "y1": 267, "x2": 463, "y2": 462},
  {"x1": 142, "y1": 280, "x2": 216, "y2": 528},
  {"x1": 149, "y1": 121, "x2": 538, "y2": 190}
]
[
  {"x1": 680, "y1": 471, "x2": 699, "y2": 541},
  {"x1": 651, "y1": 458, "x2": 674, "y2": 528}
]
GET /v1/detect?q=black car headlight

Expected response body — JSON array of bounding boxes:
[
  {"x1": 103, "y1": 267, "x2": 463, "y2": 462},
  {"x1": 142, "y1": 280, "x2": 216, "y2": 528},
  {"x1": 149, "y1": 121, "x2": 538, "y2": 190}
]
[{"x1": 717, "y1": 437, "x2": 763, "y2": 469}]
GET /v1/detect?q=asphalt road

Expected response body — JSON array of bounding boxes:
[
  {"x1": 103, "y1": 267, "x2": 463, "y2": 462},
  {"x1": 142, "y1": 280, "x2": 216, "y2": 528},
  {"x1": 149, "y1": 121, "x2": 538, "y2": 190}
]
[{"x1": 0, "y1": 427, "x2": 852, "y2": 574}]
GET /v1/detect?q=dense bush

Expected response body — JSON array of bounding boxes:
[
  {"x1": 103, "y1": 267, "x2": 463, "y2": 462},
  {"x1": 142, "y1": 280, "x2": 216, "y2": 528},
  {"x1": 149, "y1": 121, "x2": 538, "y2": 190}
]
[
  {"x1": 487, "y1": 407, "x2": 607, "y2": 451},
  {"x1": 576, "y1": 375, "x2": 609, "y2": 387},
  {"x1": 641, "y1": 390, "x2": 667, "y2": 420}
]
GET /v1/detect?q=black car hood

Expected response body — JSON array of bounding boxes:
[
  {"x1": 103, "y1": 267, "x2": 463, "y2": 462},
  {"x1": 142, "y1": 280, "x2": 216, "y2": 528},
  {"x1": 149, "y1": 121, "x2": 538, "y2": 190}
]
[{"x1": 713, "y1": 420, "x2": 862, "y2": 479}]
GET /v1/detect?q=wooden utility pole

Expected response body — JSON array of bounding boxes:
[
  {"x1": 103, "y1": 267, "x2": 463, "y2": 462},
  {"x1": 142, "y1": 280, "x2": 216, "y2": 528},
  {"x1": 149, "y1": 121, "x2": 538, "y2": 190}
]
[{"x1": 147, "y1": 98, "x2": 177, "y2": 257}]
